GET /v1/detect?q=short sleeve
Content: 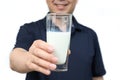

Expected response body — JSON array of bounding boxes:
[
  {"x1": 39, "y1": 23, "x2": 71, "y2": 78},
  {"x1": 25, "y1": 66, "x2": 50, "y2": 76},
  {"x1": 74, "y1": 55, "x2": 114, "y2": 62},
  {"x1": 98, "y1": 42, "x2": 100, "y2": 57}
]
[
  {"x1": 92, "y1": 32, "x2": 106, "y2": 77},
  {"x1": 14, "y1": 24, "x2": 34, "y2": 51}
]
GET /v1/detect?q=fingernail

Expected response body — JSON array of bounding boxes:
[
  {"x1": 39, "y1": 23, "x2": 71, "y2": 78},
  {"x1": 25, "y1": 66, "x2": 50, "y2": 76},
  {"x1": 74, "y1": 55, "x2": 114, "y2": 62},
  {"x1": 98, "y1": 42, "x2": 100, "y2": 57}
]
[
  {"x1": 52, "y1": 57, "x2": 58, "y2": 63},
  {"x1": 49, "y1": 64, "x2": 56, "y2": 70},
  {"x1": 48, "y1": 47, "x2": 54, "y2": 52},
  {"x1": 46, "y1": 70, "x2": 51, "y2": 75}
]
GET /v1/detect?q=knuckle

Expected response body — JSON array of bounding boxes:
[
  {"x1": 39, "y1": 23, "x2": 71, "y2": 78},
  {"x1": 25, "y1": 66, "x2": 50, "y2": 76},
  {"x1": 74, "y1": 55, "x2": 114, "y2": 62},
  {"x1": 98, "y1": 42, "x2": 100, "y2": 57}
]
[
  {"x1": 29, "y1": 45, "x2": 36, "y2": 53},
  {"x1": 34, "y1": 40, "x2": 42, "y2": 44},
  {"x1": 33, "y1": 57, "x2": 39, "y2": 63},
  {"x1": 33, "y1": 48, "x2": 39, "y2": 55},
  {"x1": 32, "y1": 40, "x2": 39, "y2": 46},
  {"x1": 26, "y1": 62, "x2": 33, "y2": 70},
  {"x1": 38, "y1": 40, "x2": 42, "y2": 44},
  {"x1": 37, "y1": 59, "x2": 50, "y2": 69},
  {"x1": 34, "y1": 40, "x2": 37, "y2": 43},
  {"x1": 30, "y1": 47, "x2": 40, "y2": 56},
  {"x1": 29, "y1": 46, "x2": 32, "y2": 52}
]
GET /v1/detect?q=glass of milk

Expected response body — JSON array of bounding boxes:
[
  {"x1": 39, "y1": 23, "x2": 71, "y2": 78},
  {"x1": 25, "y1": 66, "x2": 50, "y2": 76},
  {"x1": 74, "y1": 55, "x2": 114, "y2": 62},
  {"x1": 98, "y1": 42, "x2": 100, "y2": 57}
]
[{"x1": 46, "y1": 13, "x2": 72, "y2": 71}]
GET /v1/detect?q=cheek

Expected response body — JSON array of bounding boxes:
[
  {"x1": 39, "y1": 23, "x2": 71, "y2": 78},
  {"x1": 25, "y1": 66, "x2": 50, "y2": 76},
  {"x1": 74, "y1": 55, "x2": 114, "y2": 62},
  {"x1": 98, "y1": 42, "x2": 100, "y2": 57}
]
[
  {"x1": 67, "y1": 4, "x2": 75, "y2": 12},
  {"x1": 46, "y1": 1, "x2": 53, "y2": 8}
]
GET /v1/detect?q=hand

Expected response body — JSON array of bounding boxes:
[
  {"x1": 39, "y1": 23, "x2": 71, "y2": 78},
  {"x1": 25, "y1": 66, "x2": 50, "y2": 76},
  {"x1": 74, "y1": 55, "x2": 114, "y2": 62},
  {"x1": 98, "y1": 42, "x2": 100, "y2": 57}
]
[
  {"x1": 27, "y1": 40, "x2": 58, "y2": 75},
  {"x1": 67, "y1": 49, "x2": 71, "y2": 55}
]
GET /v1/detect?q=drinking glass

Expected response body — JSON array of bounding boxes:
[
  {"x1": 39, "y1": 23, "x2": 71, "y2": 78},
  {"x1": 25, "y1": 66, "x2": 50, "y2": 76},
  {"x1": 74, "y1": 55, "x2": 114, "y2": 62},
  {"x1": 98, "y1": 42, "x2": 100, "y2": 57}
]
[{"x1": 46, "y1": 13, "x2": 72, "y2": 71}]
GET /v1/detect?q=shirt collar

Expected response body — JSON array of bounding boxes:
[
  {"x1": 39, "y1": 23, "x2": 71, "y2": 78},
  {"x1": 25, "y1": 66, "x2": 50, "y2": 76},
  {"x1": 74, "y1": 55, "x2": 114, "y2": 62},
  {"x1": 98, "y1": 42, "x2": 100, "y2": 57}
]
[{"x1": 72, "y1": 16, "x2": 82, "y2": 32}]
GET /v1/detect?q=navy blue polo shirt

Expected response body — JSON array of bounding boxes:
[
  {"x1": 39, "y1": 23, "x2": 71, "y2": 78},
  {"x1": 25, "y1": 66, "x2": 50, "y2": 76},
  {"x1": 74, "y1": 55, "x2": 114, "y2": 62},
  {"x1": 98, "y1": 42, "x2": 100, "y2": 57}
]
[{"x1": 14, "y1": 15, "x2": 106, "y2": 80}]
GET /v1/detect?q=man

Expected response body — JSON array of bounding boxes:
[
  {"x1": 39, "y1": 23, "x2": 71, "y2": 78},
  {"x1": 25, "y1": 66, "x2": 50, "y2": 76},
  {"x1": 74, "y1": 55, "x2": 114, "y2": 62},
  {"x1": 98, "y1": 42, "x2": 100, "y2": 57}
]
[{"x1": 10, "y1": 0, "x2": 106, "y2": 80}]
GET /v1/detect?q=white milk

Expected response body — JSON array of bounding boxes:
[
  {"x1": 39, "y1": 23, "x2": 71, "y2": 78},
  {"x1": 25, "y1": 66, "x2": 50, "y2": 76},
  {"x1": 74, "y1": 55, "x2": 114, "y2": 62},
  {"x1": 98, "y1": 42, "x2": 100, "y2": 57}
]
[{"x1": 47, "y1": 32, "x2": 71, "y2": 64}]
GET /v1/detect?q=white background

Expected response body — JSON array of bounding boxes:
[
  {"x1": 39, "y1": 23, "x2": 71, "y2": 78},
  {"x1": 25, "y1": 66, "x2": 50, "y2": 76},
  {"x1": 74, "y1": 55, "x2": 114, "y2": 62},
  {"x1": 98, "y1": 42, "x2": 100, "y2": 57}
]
[{"x1": 0, "y1": 0, "x2": 120, "y2": 80}]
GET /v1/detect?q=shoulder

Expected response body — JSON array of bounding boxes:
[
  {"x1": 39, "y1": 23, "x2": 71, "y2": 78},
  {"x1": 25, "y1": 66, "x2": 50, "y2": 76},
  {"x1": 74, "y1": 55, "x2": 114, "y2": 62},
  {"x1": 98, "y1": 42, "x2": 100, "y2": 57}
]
[
  {"x1": 78, "y1": 23, "x2": 98, "y2": 39},
  {"x1": 21, "y1": 18, "x2": 45, "y2": 28},
  {"x1": 19, "y1": 18, "x2": 46, "y2": 32},
  {"x1": 72, "y1": 16, "x2": 97, "y2": 38}
]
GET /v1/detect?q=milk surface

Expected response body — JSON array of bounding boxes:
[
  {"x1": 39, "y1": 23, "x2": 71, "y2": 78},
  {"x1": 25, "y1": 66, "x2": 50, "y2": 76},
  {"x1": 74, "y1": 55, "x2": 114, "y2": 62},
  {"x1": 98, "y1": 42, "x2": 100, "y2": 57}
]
[{"x1": 47, "y1": 32, "x2": 71, "y2": 64}]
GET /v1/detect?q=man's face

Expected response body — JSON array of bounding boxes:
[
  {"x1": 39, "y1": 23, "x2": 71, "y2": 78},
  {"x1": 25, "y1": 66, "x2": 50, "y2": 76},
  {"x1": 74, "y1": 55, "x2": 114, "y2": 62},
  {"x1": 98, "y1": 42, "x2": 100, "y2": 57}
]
[{"x1": 46, "y1": 0, "x2": 77, "y2": 13}]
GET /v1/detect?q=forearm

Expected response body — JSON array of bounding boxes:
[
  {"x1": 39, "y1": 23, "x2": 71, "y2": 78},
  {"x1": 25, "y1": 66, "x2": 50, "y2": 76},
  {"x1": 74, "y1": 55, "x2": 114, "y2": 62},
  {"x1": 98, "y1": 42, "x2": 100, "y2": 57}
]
[
  {"x1": 10, "y1": 48, "x2": 32, "y2": 73},
  {"x1": 92, "y1": 76, "x2": 104, "y2": 80}
]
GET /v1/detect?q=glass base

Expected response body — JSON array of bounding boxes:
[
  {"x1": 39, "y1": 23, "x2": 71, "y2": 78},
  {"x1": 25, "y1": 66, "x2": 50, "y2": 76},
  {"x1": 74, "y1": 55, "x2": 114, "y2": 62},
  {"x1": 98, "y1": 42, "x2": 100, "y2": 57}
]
[{"x1": 53, "y1": 64, "x2": 68, "y2": 72}]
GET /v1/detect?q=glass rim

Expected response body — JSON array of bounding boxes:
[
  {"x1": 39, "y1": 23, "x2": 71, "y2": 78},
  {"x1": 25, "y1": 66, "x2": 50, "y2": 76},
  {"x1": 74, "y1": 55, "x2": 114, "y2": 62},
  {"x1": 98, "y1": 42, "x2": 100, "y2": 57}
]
[{"x1": 47, "y1": 12, "x2": 72, "y2": 16}]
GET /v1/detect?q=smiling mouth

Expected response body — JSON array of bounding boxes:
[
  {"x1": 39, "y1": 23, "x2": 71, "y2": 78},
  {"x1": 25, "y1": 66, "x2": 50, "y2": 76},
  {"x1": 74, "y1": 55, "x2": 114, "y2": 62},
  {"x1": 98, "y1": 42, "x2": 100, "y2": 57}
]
[{"x1": 53, "y1": 1, "x2": 69, "y2": 10}]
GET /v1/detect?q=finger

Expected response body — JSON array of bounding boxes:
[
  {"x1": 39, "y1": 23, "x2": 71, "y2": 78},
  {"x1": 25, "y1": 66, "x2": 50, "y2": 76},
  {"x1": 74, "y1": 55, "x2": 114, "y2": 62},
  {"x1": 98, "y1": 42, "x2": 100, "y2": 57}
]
[
  {"x1": 67, "y1": 49, "x2": 71, "y2": 55},
  {"x1": 32, "y1": 56, "x2": 56, "y2": 70},
  {"x1": 28, "y1": 62, "x2": 51, "y2": 75},
  {"x1": 32, "y1": 47, "x2": 58, "y2": 63},
  {"x1": 29, "y1": 45, "x2": 58, "y2": 63},
  {"x1": 33, "y1": 40, "x2": 54, "y2": 53}
]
